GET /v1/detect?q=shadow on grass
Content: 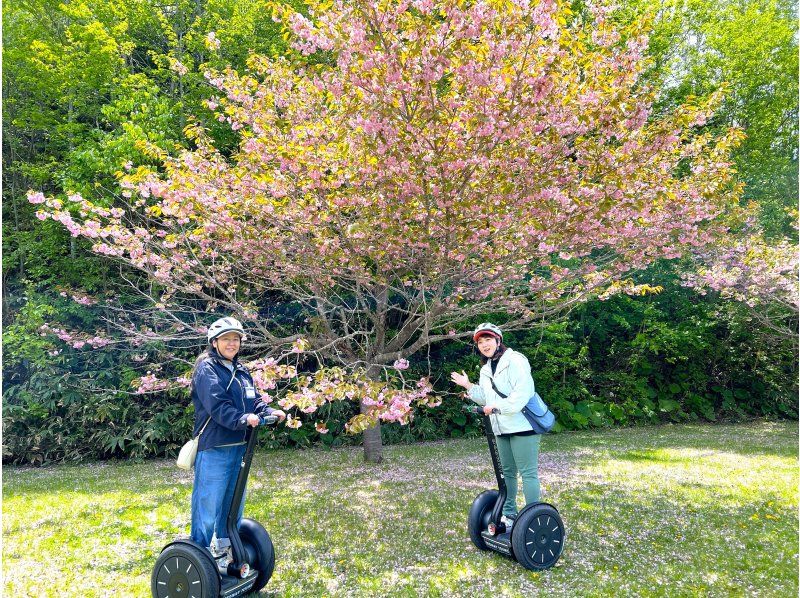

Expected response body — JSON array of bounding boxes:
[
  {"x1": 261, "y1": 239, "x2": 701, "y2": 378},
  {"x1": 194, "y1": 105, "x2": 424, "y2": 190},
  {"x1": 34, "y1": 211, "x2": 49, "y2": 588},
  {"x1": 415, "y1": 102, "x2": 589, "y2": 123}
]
[
  {"x1": 551, "y1": 420, "x2": 798, "y2": 460},
  {"x1": 612, "y1": 449, "x2": 720, "y2": 464},
  {"x1": 553, "y1": 484, "x2": 797, "y2": 569},
  {"x1": 3, "y1": 421, "x2": 797, "y2": 597}
]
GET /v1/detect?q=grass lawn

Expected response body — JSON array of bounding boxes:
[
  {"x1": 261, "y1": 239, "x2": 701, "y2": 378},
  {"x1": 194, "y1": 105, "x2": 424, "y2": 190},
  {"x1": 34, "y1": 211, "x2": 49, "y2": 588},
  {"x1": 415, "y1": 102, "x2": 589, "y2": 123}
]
[{"x1": 3, "y1": 420, "x2": 798, "y2": 597}]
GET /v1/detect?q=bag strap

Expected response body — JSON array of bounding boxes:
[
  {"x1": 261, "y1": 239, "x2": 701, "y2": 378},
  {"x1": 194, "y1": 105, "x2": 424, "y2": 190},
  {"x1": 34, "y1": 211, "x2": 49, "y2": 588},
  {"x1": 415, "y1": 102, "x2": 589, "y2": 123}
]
[
  {"x1": 196, "y1": 417, "x2": 212, "y2": 439},
  {"x1": 488, "y1": 376, "x2": 508, "y2": 399},
  {"x1": 491, "y1": 375, "x2": 550, "y2": 417}
]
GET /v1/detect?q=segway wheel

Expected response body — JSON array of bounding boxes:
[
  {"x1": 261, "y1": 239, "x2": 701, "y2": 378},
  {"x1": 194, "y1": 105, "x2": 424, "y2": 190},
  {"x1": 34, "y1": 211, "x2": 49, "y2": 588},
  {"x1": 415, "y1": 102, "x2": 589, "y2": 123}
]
[
  {"x1": 239, "y1": 517, "x2": 275, "y2": 593},
  {"x1": 468, "y1": 490, "x2": 500, "y2": 550},
  {"x1": 151, "y1": 543, "x2": 219, "y2": 598},
  {"x1": 511, "y1": 503, "x2": 565, "y2": 571}
]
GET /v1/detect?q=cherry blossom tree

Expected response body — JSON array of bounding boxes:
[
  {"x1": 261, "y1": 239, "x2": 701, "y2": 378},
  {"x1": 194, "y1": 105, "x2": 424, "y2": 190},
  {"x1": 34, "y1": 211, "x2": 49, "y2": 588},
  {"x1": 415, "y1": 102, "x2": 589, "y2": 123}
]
[
  {"x1": 33, "y1": 0, "x2": 744, "y2": 462},
  {"x1": 684, "y1": 229, "x2": 798, "y2": 339}
]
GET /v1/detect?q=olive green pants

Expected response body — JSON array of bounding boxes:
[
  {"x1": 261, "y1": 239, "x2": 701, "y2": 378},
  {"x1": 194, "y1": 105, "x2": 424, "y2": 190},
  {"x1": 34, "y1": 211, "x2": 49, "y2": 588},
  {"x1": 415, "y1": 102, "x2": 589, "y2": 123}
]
[{"x1": 496, "y1": 433, "x2": 541, "y2": 517}]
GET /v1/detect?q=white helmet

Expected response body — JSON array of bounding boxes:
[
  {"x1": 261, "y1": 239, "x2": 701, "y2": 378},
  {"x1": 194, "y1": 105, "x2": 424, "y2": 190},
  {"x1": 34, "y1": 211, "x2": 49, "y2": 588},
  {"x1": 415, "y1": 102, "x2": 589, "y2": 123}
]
[
  {"x1": 472, "y1": 322, "x2": 503, "y2": 342},
  {"x1": 207, "y1": 317, "x2": 246, "y2": 343}
]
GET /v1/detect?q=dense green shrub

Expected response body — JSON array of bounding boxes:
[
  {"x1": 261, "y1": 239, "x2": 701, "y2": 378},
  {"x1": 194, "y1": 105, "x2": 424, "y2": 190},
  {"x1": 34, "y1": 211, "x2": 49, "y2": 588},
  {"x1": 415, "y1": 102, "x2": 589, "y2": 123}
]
[
  {"x1": 3, "y1": 274, "x2": 797, "y2": 465},
  {"x1": 2, "y1": 289, "x2": 189, "y2": 463},
  {"x1": 382, "y1": 265, "x2": 797, "y2": 445}
]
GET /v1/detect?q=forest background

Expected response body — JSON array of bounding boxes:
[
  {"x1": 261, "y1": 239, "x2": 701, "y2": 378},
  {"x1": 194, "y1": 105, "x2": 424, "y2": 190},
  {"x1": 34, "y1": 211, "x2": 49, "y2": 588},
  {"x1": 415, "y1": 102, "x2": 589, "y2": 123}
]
[{"x1": 2, "y1": 0, "x2": 797, "y2": 465}]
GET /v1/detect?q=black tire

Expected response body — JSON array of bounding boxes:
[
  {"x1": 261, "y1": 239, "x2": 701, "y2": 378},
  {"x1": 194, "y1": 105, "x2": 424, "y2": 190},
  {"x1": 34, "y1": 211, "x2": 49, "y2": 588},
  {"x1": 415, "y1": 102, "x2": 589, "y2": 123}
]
[
  {"x1": 151, "y1": 543, "x2": 219, "y2": 598},
  {"x1": 239, "y1": 518, "x2": 275, "y2": 593},
  {"x1": 468, "y1": 490, "x2": 500, "y2": 550},
  {"x1": 511, "y1": 503, "x2": 565, "y2": 571}
]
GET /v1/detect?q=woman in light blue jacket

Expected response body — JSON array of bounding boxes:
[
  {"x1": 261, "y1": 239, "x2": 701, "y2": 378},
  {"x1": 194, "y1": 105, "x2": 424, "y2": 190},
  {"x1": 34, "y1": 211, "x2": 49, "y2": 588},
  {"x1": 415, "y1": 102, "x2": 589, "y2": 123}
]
[{"x1": 451, "y1": 322, "x2": 540, "y2": 531}]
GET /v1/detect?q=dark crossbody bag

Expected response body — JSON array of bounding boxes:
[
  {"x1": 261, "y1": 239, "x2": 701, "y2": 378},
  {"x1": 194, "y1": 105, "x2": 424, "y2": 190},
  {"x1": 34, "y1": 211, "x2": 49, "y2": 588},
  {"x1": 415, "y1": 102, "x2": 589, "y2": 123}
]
[{"x1": 488, "y1": 376, "x2": 555, "y2": 434}]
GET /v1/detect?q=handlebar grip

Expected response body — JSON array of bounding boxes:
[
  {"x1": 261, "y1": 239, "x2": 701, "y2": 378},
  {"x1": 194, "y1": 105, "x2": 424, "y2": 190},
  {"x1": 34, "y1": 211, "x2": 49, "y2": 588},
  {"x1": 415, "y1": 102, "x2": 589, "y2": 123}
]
[
  {"x1": 260, "y1": 415, "x2": 279, "y2": 425},
  {"x1": 462, "y1": 405, "x2": 498, "y2": 415}
]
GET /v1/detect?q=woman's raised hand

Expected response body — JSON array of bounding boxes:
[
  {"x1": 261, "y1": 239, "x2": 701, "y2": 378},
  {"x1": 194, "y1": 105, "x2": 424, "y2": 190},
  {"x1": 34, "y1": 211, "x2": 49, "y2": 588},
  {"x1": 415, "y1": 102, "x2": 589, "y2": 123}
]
[{"x1": 450, "y1": 370, "x2": 471, "y2": 390}]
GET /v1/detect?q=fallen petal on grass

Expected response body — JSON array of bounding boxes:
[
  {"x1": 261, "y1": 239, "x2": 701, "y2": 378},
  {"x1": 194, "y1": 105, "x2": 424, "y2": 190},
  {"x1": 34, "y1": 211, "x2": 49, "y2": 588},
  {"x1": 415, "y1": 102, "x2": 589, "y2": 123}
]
[{"x1": 3, "y1": 421, "x2": 797, "y2": 597}]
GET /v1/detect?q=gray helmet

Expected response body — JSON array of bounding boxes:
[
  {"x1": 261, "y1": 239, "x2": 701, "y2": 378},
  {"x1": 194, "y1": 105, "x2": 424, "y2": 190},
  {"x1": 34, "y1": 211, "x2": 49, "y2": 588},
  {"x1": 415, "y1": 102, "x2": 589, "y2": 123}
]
[
  {"x1": 472, "y1": 322, "x2": 503, "y2": 342},
  {"x1": 207, "y1": 317, "x2": 246, "y2": 343}
]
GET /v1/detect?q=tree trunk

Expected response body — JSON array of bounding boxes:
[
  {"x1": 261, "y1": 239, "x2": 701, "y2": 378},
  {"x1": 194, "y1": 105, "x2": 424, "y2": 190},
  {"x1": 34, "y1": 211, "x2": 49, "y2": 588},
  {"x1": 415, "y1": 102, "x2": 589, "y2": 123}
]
[
  {"x1": 9, "y1": 171, "x2": 25, "y2": 276},
  {"x1": 361, "y1": 364, "x2": 383, "y2": 463},
  {"x1": 360, "y1": 400, "x2": 383, "y2": 463}
]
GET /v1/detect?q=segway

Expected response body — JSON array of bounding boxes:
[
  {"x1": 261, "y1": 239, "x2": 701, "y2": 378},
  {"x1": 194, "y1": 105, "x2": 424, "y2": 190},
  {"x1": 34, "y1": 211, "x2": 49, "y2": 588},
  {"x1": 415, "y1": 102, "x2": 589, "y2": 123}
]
[
  {"x1": 152, "y1": 415, "x2": 278, "y2": 597},
  {"x1": 466, "y1": 406, "x2": 565, "y2": 570}
]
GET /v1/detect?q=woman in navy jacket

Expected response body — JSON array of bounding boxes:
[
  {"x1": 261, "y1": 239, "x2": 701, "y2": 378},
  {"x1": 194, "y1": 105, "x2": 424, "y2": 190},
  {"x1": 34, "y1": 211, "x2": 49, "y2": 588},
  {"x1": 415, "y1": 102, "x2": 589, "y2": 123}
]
[{"x1": 189, "y1": 317, "x2": 285, "y2": 560}]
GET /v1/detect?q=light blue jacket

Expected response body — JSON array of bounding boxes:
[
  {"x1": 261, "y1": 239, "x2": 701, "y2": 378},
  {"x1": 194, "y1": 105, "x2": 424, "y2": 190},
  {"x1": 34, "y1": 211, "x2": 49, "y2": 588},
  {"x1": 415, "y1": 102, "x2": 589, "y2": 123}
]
[{"x1": 468, "y1": 348, "x2": 536, "y2": 435}]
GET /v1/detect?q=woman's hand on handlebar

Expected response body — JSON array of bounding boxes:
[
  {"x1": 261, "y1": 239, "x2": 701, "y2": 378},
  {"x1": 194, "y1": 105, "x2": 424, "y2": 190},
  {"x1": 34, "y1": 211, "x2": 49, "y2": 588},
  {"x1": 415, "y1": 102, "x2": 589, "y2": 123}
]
[
  {"x1": 246, "y1": 414, "x2": 261, "y2": 427},
  {"x1": 483, "y1": 405, "x2": 498, "y2": 415},
  {"x1": 255, "y1": 400, "x2": 286, "y2": 423}
]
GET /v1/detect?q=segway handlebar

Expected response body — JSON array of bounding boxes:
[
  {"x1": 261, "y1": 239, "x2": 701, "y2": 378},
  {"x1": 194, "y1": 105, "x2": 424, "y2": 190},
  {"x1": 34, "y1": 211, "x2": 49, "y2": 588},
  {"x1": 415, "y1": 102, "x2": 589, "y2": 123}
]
[
  {"x1": 463, "y1": 405, "x2": 499, "y2": 415},
  {"x1": 259, "y1": 414, "x2": 279, "y2": 425}
]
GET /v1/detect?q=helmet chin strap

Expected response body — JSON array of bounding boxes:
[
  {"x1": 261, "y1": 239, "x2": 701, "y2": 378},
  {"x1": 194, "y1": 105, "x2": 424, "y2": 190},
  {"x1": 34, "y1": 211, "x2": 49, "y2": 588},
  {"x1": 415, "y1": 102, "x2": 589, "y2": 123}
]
[{"x1": 210, "y1": 343, "x2": 239, "y2": 362}]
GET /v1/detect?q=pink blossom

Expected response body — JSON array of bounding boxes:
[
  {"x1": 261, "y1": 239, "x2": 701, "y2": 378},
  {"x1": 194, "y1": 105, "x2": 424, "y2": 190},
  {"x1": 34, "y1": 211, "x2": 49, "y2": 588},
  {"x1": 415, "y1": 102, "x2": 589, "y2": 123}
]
[
  {"x1": 134, "y1": 373, "x2": 171, "y2": 394},
  {"x1": 206, "y1": 31, "x2": 221, "y2": 50},
  {"x1": 87, "y1": 337, "x2": 110, "y2": 348},
  {"x1": 171, "y1": 59, "x2": 188, "y2": 76},
  {"x1": 71, "y1": 294, "x2": 97, "y2": 306},
  {"x1": 291, "y1": 339, "x2": 309, "y2": 353},
  {"x1": 32, "y1": 0, "x2": 748, "y2": 439}
]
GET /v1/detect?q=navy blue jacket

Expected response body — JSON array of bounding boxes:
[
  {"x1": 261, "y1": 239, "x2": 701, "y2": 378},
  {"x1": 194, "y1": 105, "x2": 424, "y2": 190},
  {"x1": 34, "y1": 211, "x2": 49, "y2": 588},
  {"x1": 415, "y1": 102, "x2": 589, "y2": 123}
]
[{"x1": 191, "y1": 348, "x2": 273, "y2": 451}]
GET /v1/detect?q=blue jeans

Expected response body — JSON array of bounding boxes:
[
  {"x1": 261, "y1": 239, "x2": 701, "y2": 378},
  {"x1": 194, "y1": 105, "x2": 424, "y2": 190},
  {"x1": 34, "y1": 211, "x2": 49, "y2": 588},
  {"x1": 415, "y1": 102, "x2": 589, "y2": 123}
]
[{"x1": 191, "y1": 444, "x2": 247, "y2": 549}]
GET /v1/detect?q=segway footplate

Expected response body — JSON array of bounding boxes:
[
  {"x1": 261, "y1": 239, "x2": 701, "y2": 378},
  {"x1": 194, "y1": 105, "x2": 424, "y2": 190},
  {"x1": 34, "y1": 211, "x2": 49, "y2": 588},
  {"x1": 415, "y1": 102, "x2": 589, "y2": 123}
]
[
  {"x1": 220, "y1": 570, "x2": 258, "y2": 598},
  {"x1": 480, "y1": 531, "x2": 513, "y2": 556}
]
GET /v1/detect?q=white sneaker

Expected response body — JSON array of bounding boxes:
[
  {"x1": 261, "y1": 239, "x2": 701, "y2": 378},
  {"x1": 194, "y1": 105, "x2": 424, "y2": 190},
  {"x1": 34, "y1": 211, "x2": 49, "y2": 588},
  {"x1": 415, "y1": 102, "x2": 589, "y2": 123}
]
[
  {"x1": 500, "y1": 515, "x2": 516, "y2": 531},
  {"x1": 217, "y1": 552, "x2": 233, "y2": 568},
  {"x1": 210, "y1": 539, "x2": 233, "y2": 562}
]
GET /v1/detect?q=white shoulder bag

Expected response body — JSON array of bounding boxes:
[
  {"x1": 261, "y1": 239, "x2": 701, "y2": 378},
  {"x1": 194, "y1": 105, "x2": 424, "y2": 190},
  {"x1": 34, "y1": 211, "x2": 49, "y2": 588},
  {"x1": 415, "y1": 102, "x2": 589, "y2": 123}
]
[{"x1": 176, "y1": 417, "x2": 211, "y2": 470}]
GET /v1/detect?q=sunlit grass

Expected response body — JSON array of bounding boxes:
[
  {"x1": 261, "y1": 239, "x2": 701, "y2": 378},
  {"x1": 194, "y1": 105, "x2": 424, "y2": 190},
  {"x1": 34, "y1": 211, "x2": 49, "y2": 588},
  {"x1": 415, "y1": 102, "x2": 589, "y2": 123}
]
[{"x1": 3, "y1": 421, "x2": 797, "y2": 597}]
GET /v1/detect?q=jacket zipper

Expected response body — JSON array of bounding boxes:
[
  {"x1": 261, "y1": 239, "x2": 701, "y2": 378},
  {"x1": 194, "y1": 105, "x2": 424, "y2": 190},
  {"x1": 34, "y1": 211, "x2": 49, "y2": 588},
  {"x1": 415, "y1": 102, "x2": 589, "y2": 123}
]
[
  {"x1": 481, "y1": 368, "x2": 506, "y2": 435},
  {"x1": 485, "y1": 353, "x2": 513, "y2": 434},
  {"x1": 234, "y1": 369, "x2": 247, "y2": 442}
]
